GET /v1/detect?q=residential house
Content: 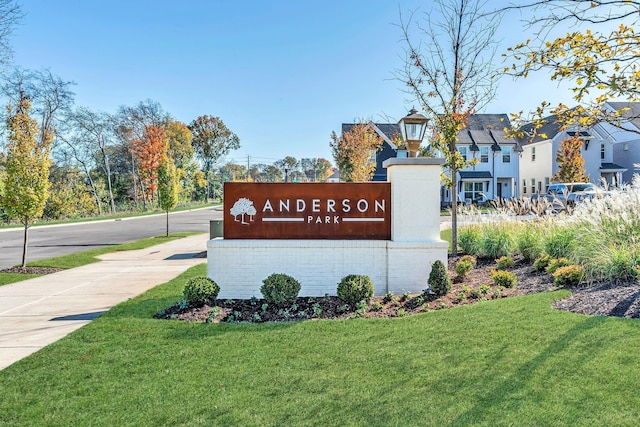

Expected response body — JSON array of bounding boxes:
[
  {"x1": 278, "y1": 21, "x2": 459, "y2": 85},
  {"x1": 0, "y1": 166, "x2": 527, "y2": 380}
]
[
  {"x1": 605, "y1": 102, "x2": 640, "y2": 183},
  {"x1": 517, "y1": 106, "x2": 630, "y2": 195},
  {"x1": 442, "y1": 114, "x2": 522, "y2": 205}
]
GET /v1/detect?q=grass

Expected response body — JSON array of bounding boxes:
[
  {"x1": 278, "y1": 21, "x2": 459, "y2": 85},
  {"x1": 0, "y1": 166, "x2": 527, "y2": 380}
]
[
  {"x1": 2, "y1": 264, "x2": 640, "y2": 425},
  {"x1": 0, "y1": 232, "x2": 199, "y2": 286}
]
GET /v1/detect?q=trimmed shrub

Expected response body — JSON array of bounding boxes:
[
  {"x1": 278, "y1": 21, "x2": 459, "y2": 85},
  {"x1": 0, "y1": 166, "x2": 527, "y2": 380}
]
[
  {"x1": 460, "y1": 254, "x2": 477, "y2": 267},
  {"x1": 491, "y1": 269, "x2": 517, "y2": 288},
  {"x1": 261, "y1": 273, "x2": 301, "y2": 305},
  {"x1": 533, "y1": 253, "x2": 552, "y2": 272},
  {"x1": 337, "y1": 274, "x2": 374, "y2": 305},
  {"x1": 183, "y1": 277, "x2": 220, "y2": 305},
  {"x1": 428, "y1": 260, "x2": 451, "y2": 296},
  {"x1": 546, "y1": 258, "x2": 572, "y2": 275},
  {"x1": 496, "y1": 255, "x2": 515, "y2": 270},
  {"x1": 553, "y1": 265, "x2": 584, "y2": 287},
  {"x1": 459, "y1": 226, "x2": 482, "y2": 255},
  {"x1": 455, "y1": 259, "x2": 474, "y2": 279}
]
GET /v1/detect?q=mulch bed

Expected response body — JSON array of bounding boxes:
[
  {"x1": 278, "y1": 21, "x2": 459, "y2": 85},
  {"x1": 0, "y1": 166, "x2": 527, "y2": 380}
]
[{"x1": 0, "y1": 266, "x2": 65, "y2": 275}]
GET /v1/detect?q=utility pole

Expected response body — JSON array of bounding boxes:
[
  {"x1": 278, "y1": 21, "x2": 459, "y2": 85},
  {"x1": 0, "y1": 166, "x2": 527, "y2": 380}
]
[{"x1": 247, "y1": 155, "x2": 250, "y2": 182}]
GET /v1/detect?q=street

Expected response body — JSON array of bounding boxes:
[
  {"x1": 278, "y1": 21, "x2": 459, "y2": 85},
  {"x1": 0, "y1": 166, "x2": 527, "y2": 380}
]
[{"x1": 0, "y1": 207, "x2": 222, "y2": 270}]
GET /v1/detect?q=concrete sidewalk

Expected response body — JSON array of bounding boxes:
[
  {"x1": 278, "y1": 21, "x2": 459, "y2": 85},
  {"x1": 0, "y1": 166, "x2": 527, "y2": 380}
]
[{"x1": 0, "y1": 233, "x2": 208, "y2": 370}]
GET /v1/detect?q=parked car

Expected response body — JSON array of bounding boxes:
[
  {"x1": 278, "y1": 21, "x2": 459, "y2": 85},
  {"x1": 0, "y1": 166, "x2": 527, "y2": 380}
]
[{"x1": 530, "y1": 182, "x2": 598, "y2": 211}]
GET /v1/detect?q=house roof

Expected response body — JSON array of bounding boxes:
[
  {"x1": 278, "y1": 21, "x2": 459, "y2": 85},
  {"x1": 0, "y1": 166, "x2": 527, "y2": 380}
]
[
  {"x1": 607, "y1": 102, "x2": 640, "y2": 130},
  {"x1": 341, "y1": 123, "x2": 401, "y2": 149},
  {"x1": 516, "y1": 114, "x2": 563, "y2": 145},
  {"x1": 459, "y1": 171, "x2": 492, "y2": 180},
  {"x1": 600, "y1": 162, "x2": 627, "y2": 172},
  {"x1": 458, "y1": 114, "x2": 522, "y2": 152}
]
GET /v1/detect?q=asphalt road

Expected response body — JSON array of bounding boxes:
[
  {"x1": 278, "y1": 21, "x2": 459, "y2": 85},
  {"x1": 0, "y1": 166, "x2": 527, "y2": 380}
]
[{"x1": 0, "y1": 207, "x2": 222, "y2": 270}]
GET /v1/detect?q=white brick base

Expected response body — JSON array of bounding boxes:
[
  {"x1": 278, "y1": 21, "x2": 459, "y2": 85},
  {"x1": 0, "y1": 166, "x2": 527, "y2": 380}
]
[{"x1": 207, "y1": 238, "x2": 448, "y2": 299}]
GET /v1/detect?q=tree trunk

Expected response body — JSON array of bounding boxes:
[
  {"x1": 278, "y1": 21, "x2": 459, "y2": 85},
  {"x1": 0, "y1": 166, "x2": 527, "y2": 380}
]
[
  {"x1": 166, "y1": 210, "x2": 169, "y2": 237},
  {"x1": 451, "y1": 163, "x2": 458, "y2": 256},
  {"x1": 21, "y1": 223, "x2": 29, "y2": 268}
]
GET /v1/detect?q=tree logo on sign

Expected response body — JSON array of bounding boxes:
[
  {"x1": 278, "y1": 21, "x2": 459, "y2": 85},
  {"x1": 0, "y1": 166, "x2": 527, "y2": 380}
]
[{"x1": 230, "y1": 198, "x2": 256, "y2": 225}]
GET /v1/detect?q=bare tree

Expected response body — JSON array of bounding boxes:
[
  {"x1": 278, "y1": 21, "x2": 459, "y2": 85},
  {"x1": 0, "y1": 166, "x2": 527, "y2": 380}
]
[
  {"x1": 0, "y1": 0, "x2": 22, "y2": 69},
  {"x1": 396, "y1": 0, "x2": 501, "y2": 255}
]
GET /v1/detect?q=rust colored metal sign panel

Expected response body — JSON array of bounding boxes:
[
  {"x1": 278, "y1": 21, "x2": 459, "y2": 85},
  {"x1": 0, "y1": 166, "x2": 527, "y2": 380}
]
[{"x1": 224, "y1": 182, "x2": 391, "y2": 239}]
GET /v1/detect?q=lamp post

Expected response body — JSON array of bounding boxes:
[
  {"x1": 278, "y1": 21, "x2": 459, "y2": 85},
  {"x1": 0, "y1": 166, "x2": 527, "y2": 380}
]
[
  {"x1": 398, "y1": 108, "x2": 428, "y2": 158},
  {"x1": 284, "y1": 166, "x2": 289, "y2": 183}
]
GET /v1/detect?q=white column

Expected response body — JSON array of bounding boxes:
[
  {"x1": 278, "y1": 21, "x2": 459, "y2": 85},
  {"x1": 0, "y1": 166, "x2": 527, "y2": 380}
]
[{"x1": 383, "y1": 158, "x2": 445, "y2": 242}]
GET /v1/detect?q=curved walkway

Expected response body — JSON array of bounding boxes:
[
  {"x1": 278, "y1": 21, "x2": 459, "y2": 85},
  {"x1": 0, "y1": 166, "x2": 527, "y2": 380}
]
[{"x1": 0, "y1": 233, "x2": 208, "y2": 370}]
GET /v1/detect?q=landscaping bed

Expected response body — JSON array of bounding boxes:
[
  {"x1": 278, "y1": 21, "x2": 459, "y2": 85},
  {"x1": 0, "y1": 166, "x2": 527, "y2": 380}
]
[{"x1": 155, "y1": 255, "x2": 561, "y2": 323}]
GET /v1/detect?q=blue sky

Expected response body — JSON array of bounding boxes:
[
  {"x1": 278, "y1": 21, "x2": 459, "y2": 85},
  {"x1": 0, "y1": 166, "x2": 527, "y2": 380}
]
[{"x1": 12, "y1": 0, "x2": 577, "y2": 165}]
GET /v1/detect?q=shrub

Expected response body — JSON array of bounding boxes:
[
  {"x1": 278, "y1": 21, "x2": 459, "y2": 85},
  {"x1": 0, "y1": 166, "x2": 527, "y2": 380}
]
[
  {"x1": 183, "y1": 276, "x2": 220, "y2": 305},
  {"x1": 261, "y1": 273, "x2": 301, "y2": 305},
  {"x1": 479, "y1": 225, "x2": 512, "y2": 259},
  {"x1": 460, "y1": 254, "x2": 477, "y2": 267},
  {"x1": 455, "y1": 259, "x2": 474, "y2": 279},
  {"x1": 459, "y1": 226, "x2": 482, "y2": 255},
  {"x1": 553, "y1": 265, "x2": 585, "y2": 287},
  {"x1": 491, "y1": 269, "x2": 517, "y2": 288},
  {"x1": 546, "y1": 258, "x2": 572, "y2": 275},
  {"x1": 514, "y1": 226, "x2": 543, "y2": 262},
  {"x1": 428, "y1": 260, "x2": 451, "y2": 296},
  {"x1": 496, "y1": 255, "x2": 515, "y2": 270},
  {"x1": 544, "y1": 226, "x2": 576, "y2": 258},
  {"x1": 607, "y1": 247, "x2": 639, "y2": 282},
  {"x1": 533, "y1": 253, "x2": 552, "y2": 272},
  {"x1": 337, "y1": 274, "x2": 374, "y2": 305}
]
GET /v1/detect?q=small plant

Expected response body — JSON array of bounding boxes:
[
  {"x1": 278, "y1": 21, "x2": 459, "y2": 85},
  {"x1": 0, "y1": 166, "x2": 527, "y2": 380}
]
[
  {"x1": 224, "y1": 299, "x2": 235, "y2": 306},
  {"x1": 206, "y1": 306, "x2": 221, "y2": 323},
  {"x1": 438, "y1": 301, "x2": 447, "y2": 310},
  {"x1": 455, "y1": 259, "x2": 474, "y2": 279},
  {"x1": 312, "y1": 303, "x2": 322, "y2": 316},
  {"x1": 492, "y1": 289, "x2": 502, "y2": 299},
  {"x1": 546, "y1": 258, "x2": 572, "y2": 275},
  {"x1": 553, "y1": 265, "x2": 585, "y2": 287},
  {"x1": 383, "y1": 292, "x2": 394, "y2": 303},
  {"x1": 428, "y1": 260, "x2": 452, "y2": 296},
  {"x1": 252, "y1": 313, "x2": 262, "y2": 322},
  {"x1": 178, "y1": 298, "x2": 189, "y2": 309},
  {"x1": 226, "y1": 315, "x2": 235, "y2": 323},
  {"x1": 479, "y1": 284, "x2": 491, "y2": 294},
  {"x1": 402, "y1": 291, "x2": 410, "y2": 301},
  {"x1": 413, "y1": 295, "x2": 424, "y2": 306},
  {"x1": 496, "y1": 255, "x2": 515, "y2": 270},
  {"x1": 183, "y1": 276, "x2": 220, "y2": 306},
  {"x1": 371, "y1": 300, "x2": 383, "y2": 311},
  {"x1": 290, "y1": 303, "x2": 298, "y2": 312},
  {"x1": 250, "y1": 296, "x2": 258, "y2": 306},
  {"x1": 261, "y1": 303, "x2": 269, "y2": 312},
  {"x1": 337, "y1": 274, "x2": 375, "y2": 305},
  {"x1": 396, "y1": 308, "x2": 407, "y2": 317},
  {"x1": 458, "y1": 291, "x2": 467, "y2": 301},
  {"x1": 491, "y1": 269, "x2": 517, "y2": 288},
  {"x1": 355, "y1": 300, "x2": 368, "y2": 317},
  {"x1": 533, "y1": 253, "x2": 552, "y2": 272},
  {"x1": 261, "y1": 273, "x2": 301, "y2": 305},
  {"x1": 460, "y1": 254, "x2": 477, "y2": 267},
  {"x1": 420, "y1": 304, "x2": 430, "y2": 313}
]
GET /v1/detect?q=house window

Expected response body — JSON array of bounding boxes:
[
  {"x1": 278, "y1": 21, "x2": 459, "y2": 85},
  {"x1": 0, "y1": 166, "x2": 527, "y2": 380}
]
[
  {"x1": 545, "y1": 177, "x2": 550, "y2": 192},
  {"x1": 480, "y1": 147, "x2": 489, "y2": 163},
  {"x1": 464, "y1": 182, "x2": 484, "y2": 202},
  {"x1": 502, "y1": 147, "x2": 511, "y2": 163},
  {"x1": 538, "y1": 181, "x2": 542, "y2": 192},
  {"x1": 523, "y1": 179, "x2": 527, "y2": 194},
  {"x1": 601, "y1": 143, "x2": 605, "y2": 160},
  {"x1": 369, "y1": 150, "x2": 376, "y2": 164},
  {"x1": 531, "y1": 178, "x2": 535, "y2": 194},
  {"x1": 532, "y1": 147, "x2": 536, "y2": 162},
  {"x1": 459, "y1": 146, "x2": 467, "y2": 161}
]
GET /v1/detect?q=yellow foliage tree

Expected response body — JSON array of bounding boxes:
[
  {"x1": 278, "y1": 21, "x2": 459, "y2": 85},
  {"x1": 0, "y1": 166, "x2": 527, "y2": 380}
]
[
  {"x1": 1, "y1": 93, "x2": 53, "y2": 267},
  {"x1": 330, "y1": 123, "x2": 382, "y2": 182}
]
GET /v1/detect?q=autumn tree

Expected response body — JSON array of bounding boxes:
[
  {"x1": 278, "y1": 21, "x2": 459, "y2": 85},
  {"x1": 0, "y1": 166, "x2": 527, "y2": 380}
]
[
  {"x1": 1, "y1": 93, "x2": 53, "y2": 267},
  {"x1": 553, "y1": 136, "x2": 589, "y2": 183},
  {"x1": 188, "y1": 115, "x2": 240, "y2": 201},
  {"x1": 501, "y1": 0, "x2": 640, "y2": 136},
  {"x1": 158, "y1": 157, "x2": 179, "y2": 237},
  {"x1": 330, "y1": 123, "x2": 382, "y2": 182},
  {"x1": 133, "y1": 125, "x2": 168, "y2": 206},
  {"x1": 396, "y1": 0, "x2": 500, "y2": 254}
]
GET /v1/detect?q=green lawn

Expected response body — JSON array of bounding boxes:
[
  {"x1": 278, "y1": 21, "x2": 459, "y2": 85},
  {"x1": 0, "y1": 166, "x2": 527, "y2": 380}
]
[
  {"x1": 0, "y1": 232, "x2": 199, "y2": 286},
  {"x1": 1, "y1": 263, "x2": 640, "y2": 426}
]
